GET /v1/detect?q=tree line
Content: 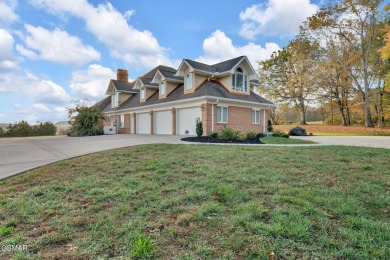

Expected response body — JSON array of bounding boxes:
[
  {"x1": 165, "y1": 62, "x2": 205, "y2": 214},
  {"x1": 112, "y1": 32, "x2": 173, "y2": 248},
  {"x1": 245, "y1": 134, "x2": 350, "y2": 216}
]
[
  {"x1": 259, "y1": 0, "x2": 390, "y2": 127},
  {"x1": 0, "y1": 121, "x2": 57, "y2": 137}
]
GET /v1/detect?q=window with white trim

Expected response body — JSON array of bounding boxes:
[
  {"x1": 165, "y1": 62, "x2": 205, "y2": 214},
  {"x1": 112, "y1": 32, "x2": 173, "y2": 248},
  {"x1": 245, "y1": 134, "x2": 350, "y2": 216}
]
[
  {"x1": 160, "y1": 81, "x2": 166, "y2": 95},
  {"x1": 120, "y1": 114, "x2": 124, "y2": 128},
  {"x1": 111, "y1": 91, "x2": 119, "y2": 107},
  {"x1": 252, "y1": 110, "x2": 260, "y2": 124},
  {"x1": 141, "y1": 88, "x2": 145, "y2": 99},
  {"x1": 232, "y1": 67, "x2": 248, "y2": 92},
  {"x1": 217, "y1": 106, "x2": 228, "y2": 123},
  {"x1": 186, "y1": 73, "x2": 192, "y2": 90}
]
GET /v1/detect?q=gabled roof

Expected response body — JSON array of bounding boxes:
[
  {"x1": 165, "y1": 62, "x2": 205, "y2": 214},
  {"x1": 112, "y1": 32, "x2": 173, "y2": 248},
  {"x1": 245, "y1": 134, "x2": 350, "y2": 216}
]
[
  {"x1": 105, "y1": 80, "x2": 137, "y2": 95},
  {"x1": 106, "y1": 79, "x2": 274, "y2": 112},
  {"x1": 176, "y1": 56, "x2": 255, "y2": 77},
  {"x1": 136, "y1": 65, "x2": 178, "y2": 89},
  {"x1": 94, "y1": 96, "x2": 111, "y2": 113},
  {"x1": 212, "y1": 56, "x2": 245, "y2": 73},
  {"x1": 159, "y1": 69, "x2": 184, "y2": 82}
]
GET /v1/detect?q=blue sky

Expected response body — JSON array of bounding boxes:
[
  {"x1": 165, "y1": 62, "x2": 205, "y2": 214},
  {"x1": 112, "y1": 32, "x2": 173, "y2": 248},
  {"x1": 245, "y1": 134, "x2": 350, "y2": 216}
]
[{"x1": 0, "y1": 0, "x2": 321, "y2": 123}]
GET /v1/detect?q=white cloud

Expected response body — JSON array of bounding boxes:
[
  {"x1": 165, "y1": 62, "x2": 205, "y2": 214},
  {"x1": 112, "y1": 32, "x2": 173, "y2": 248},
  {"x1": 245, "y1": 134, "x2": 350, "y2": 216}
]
[
  {"x1": 17, "y1": 24, "x2": 101, "y2": 65},
  {"x1": 0, "y1": 29, "x2": 18, "y2": 72},
  {"x1": 0, "y1": 0, "x2": 18, "y2": 25},
  {"x1": 29, "y1": 0, "x2": 174, "y2": 68},
  {"x1": 8, "y1": 102, "x2": 68, "y2": 124},
  {"x1": 239, "y1": 0, "x2": 318, "y2": 40},
  {"x1": 0, "y1": 70, "x2": 70, "y2": 104},
  {"x1": 197, "y1": 30, "x2": 280, "y2": 68},
  {"x1": 70, "y1": 64, "x2": 116, "y2": 99},
  {"x1": 31, "y1": 103, "x2": 51, "y2": 112}
]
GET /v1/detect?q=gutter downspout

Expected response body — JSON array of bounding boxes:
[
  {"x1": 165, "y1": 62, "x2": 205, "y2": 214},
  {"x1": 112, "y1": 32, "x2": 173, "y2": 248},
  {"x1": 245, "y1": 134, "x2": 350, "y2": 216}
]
[{"x1": 211, "y1": 99, "x2": 219, "y2": 133}]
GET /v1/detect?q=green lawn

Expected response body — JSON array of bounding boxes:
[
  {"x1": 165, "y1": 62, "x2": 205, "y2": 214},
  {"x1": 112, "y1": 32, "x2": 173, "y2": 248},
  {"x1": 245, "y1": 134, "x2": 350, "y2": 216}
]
[
  {"x1": 261, "y1": 136, "x2": 316, "y2": 144},
  {"x1": 0, "y1": 144, "x2": 389, "y2": 259}
]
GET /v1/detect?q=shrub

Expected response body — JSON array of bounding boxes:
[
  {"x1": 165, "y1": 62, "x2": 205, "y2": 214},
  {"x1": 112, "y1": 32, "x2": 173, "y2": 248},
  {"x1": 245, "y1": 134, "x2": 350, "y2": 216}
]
[
  {"x1": 210, "y1": 132, "x2": 218, "y2": 138},
  {"x1": 246, "y1": 129, "x2": 257, "y2": 139},
  {"x1": 267, "y1": 119, "x2": 273, "y2": 132},
  {"x1": 272, "y1": 130, "x2": 289, "y2": 138},
  {"x1": 196, "y1": 117, "x2": 203, "y2": 137},
  {"x1": 289, "y1": 126, "x2": 307, "y2": 136},
  {"x1": 2, "y1": 121, "x2": 57, "y2": 137},
  {"x1": 256, "y1": 132, "x2": 265, "y2": 138},
  {"x1": 235, "y1": 130, "x2": 246, "y2": 141},
  {"x1": 67, "y1": 100, "x2": 104, "y2": 136},
  {"x1": 217, "y1": 127, "x2": 236, "y2": 140}
]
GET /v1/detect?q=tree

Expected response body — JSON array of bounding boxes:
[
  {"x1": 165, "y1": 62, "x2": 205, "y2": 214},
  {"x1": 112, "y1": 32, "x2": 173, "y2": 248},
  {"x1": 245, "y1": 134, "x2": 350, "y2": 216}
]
[
  {"x1": 67, "y1": 100, "x2": 105, "y2": 136},
  {"x1": 196, "y1": 117, "x2": 203, "y2": 137},
  {"x1": 309, "y1": 0, "x2": 386, "y2": 127},
  {"x1": 259, "y1": 33, "x2": 319, "y2": 125},
  {"x1": 32, "y1": 121, "x2": 57, "y2": 136}
]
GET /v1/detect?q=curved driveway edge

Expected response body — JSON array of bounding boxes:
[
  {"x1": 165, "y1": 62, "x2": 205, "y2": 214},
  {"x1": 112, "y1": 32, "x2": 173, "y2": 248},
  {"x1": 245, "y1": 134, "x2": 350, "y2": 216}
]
[
  {"x1": 1, "y1": 135, "x2": 389, "y2": 180},
  {"x1": 0, "y1": 135, "x2": 183, "y2": 180}
]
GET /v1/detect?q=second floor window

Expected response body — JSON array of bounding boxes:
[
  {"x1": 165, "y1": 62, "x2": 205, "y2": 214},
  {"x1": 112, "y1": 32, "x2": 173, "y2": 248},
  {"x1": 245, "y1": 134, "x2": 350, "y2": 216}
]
[
  {"x1": 141, "y1": 88, "x2": 145, "y2": 99},
  {"x1": 232, "y1": 67, "x2": 248, "y2": 92},
  {"x1": 111, "y1": 91, "x2": 118, "y2": 107},
  {"x1": 186, "y1": 73, "x2": 192, "y2": 90},
  {"x1": 160, "y1": 81, "x2": 165, "y2": 95}
]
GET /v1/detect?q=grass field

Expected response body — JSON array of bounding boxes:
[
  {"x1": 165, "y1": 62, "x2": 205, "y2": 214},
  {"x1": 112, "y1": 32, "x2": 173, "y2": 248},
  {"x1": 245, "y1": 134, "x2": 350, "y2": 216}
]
[
  {"x1": 0, "y1": 144, "x2": 389, "y2": 259},
  {"x1": 260, "y1": 137, "x2": 316, "y2": 144},
  {"x1": 274, "y1": 124, "x2": 390, "y2": 136}
]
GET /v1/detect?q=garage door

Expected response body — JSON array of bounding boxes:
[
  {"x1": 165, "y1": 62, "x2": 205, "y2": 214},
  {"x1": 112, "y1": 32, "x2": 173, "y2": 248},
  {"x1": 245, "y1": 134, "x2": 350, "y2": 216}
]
[
  {"x1": 137, "y1": 112, "x2": 150, "y2": 134},
  {"x1": 154, "y1": 110, "x2": 172, "y2": 135},
  {"x1": 177, "y1": 107, "x2": 202, "y2": 135}
]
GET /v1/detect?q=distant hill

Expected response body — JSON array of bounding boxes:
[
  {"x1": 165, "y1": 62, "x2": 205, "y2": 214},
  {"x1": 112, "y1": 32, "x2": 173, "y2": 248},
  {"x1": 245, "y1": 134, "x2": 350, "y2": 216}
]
[
  {"x1": 55, "y1": 121, "x2": 70, "y2": 135},
  {"x1": 0, "y1": 123, "x2": 10, "y2": 130}
]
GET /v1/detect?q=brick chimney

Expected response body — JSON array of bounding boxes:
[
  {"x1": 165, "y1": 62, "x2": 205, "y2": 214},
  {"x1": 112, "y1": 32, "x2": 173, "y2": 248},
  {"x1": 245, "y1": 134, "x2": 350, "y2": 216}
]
[{"x1": 117, "y1": 69, "x2": 128, "y2": 82}]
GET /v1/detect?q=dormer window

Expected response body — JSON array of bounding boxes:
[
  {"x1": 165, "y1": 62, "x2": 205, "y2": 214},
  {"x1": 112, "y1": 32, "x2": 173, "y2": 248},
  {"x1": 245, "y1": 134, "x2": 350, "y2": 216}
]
[
  {"x1": 141, "y1": 88, "x2": 145, "y2": 99},
  {"x1": 232, "y1": 67, "x2": 248, "y2": 92},
  {"x1": 186, "y1": 73, "x2": 192, "y2": 90},
  {"x1": 111, "y1": 91, "x2": 119, "y2": 107},
  {"x1": 160, "y1": 81, "x2": 166, "y2": 95}
]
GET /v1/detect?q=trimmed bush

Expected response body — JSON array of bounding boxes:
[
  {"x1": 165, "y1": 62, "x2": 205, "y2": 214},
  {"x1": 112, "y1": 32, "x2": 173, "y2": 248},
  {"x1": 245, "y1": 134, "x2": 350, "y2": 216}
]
[
  {"x1": 267, "y1": 119, "x2": 273, "y2": 132},
  {"x1": 289, "y1": 126, "x2": 307, "y2": 136},
  {"x1": 256, "y1": 132, "x2": 265, "y2": 138},
  {"x1": 196, "y1": 117, "x2": 203, "y2": 137},
  {"x1": 246, "y1": 129, "x2": 257, "y2": 139},
  {"x1": 217, "y1": 127, "x2": 236, "y2": 140},
  {"x1": 210, "y1": 132, "x2": 218, "y2": 138},
  {"x1": 235, "y1": 130, "x2": 246, "y2": 141},
  {"x1": 272, "y1": 130, "x2": 289, "y2": 138}
]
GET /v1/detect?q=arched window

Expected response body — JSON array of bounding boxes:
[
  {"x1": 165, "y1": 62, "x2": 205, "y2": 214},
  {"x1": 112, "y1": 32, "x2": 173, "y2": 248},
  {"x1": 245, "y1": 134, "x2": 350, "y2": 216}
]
[{"x1": 232, "y1": 67, "x2": 248, "y2": 92}]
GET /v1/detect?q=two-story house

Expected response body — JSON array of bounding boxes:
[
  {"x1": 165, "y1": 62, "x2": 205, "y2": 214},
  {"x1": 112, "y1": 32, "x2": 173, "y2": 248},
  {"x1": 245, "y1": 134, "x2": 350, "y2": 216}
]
[{"x1": 97, "y1": 56, "x2": 275, "y2": 135}]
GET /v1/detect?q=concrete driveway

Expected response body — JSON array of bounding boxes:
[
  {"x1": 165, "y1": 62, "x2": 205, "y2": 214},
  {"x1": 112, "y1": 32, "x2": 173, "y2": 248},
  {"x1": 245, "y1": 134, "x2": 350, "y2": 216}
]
[
  {"x1": 290, "y1": 135, "x2": 390, "y2": 149},
  {"x1": 0, "y1": 135, "x2": 183, "y2": 180},
  {"x1": 1, "y1": 134, "x2": 389, "y2": 180}
]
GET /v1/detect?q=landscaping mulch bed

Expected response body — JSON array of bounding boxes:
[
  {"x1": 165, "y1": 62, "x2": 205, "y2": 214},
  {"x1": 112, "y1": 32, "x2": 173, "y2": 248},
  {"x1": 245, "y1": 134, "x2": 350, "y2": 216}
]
[{"x1": 181, "y1": 136, "x2": 263, "y2": 144}]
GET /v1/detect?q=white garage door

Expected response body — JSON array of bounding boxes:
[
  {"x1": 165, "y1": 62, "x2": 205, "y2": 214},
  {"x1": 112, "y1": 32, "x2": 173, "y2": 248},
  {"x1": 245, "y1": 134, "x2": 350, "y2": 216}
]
[
  {"x1": 137, "y1": 112, "x2": 150, "y2": 134},
  {"x1": 177, "y1": 107, "x2": 202, "y2": 135},
  {"x1": 154, "y1": 110, "x2": 172, "y2": 135}
]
